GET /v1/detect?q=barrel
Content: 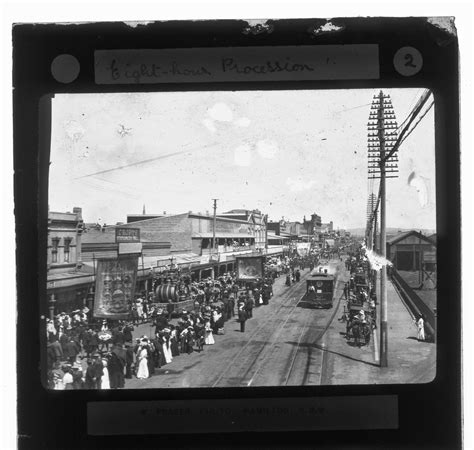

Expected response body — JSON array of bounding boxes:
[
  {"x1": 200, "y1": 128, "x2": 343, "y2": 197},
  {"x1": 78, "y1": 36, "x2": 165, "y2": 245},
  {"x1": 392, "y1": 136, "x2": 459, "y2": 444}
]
[{"x1": 155, "y1": 285, "x2": 179, "y2": 303}]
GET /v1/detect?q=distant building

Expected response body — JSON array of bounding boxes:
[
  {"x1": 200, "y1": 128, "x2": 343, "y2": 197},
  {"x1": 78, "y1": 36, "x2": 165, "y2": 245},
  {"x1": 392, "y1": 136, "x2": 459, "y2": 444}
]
[
  {"x1": 302, "y1": 213, "x2": 322, "y2": 235},
  {"x1": 287, "y1": 221, "x2": 306, "y2": 240},
  {"x1": 217, "y1": 209, "x2": 267, "y2": 250},
  {"x1": 320, "y1": 221, "x2": 334, "y2": 234},
  {"x1": 266, "y1": 232, "x2": 290, "y2": 256},
  {"x1": 387, "y1": 231, "x2": 436, "y2": 272},
  {"x1": 267, "y1": 219, "x2": 291, "y2": 238}
]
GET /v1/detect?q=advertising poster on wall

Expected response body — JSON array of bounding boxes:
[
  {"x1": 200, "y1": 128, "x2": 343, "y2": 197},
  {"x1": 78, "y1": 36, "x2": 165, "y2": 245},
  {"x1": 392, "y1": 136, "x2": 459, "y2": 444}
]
[{"x1": 93, "y1": 256, "x2": 138, "y2": 319}]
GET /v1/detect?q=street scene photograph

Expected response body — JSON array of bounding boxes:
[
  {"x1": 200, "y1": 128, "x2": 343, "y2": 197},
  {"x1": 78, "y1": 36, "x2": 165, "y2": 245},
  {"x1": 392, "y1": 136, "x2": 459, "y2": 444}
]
[{"x1": 44, "y1": 88, "x2": 437, "y2": 390}]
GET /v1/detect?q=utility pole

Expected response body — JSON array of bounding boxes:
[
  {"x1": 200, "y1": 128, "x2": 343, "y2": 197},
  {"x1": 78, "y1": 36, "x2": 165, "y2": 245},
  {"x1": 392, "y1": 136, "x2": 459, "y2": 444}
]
[
  {"x1": 264, "y1": 214, "x2": 268, "y2": 255},
  {"x1": 368, "y1": 90, "x2": 398, "y2": 368},
  {"x1": 379, "y1": 90, "x2": 388, "y2": 368},
  {"x1": 373, "y1": 211, "x2": 378, "y2": 253},
  {"x1": 212, "y1": 199, "x2": 218, "y2": 279},
  {"x1": 212, "y1": 198, "x2": 218, "y2": 254}
]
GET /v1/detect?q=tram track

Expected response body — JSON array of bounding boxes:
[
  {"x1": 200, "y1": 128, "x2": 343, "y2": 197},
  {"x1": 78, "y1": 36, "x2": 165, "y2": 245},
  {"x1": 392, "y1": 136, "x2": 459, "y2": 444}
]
[
  {"x1": 284, "y1": 284, "x2": 346, "y2": 386},
  {"x1": 210, "y1": 272, "x2": 310, "y2": 387},
  {"x1": 212, "y1": 261, "x2": 348, "y2": 388},
  {"x1": 245, "y1": 266, "x2": 347, "y2": 387}
]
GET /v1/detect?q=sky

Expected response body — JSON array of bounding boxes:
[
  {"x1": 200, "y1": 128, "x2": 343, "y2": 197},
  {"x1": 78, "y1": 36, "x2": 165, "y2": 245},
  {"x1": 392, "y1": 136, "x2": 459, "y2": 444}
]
[{"x1": 49, "y1": 88, "x2": 436, "y2": 230}]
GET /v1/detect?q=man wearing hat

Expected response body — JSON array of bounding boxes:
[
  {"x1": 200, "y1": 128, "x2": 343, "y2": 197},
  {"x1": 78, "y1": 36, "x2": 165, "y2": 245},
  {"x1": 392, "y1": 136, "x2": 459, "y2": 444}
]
[
  {"x1": 183, "y1": 326, "x2": 195, "y2": 354},
  {"x1": 245, "y1": 293, "x2": 254, "y2": 319},
  {"x1": 355, "y1": 310, "x2": 367, "y2": 324},
  {"x1": 124, "y1": 343, "x2": 135, "y2": 379},
  {"x1": 85, "y1": 354, "x2": 103, "y2": 389},
  {"x1": 63, "y1": 335, "x2": 81, "y2": 364},
  {"x1": 238, "y1": 301, "x2": 248, "y2": 333},
  {"x1": 109, "y1": 343, "x2": 126, "y2": 388},
  {"x1": 154, "y1": 310, "x2": 168, "y2": 335},
  {"x1": 229, "y1": 293, "x2": 236, "y2": 318}
]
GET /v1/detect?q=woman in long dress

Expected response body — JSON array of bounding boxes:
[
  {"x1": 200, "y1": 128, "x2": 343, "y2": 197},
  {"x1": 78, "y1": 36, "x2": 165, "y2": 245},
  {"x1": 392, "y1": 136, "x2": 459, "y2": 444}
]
[
  {"x1": 170, "y1": 327, "x2": 180, "y2": 357},
  {"x1": 100, "y1": 358, "x2": 110, "y2": 389},
  {"x1": 416, "y1": 315, "x2": 425, "y2": 341},
  {"x1": 136, "y1": 343, "x2": 149, "y2": 379},
  {"x1": 204, "y1": 320, "x2": 215, "y2": 345},
  {"x1": 136, "y1": 302, "x2": 144, "y2": 323},
  {"x1": 162, "y1": 332, "x2": 173, "y2": 364}
]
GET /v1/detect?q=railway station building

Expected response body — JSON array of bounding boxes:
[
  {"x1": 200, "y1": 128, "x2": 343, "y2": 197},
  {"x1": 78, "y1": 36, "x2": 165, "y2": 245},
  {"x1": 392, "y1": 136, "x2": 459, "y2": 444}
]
[{"x1": 386, "y1": 230, "x2": 437, "y2": 272}]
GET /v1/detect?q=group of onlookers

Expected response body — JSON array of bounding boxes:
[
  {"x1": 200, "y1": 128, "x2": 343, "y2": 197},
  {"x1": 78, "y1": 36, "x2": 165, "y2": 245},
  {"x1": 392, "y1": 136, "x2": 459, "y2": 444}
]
[{"x1": 45, "y1": 269, "x2": 279, "y2": 388}]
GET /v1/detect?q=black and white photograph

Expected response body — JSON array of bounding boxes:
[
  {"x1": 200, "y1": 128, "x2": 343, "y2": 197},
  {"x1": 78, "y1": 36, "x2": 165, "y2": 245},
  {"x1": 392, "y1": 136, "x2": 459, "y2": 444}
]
[{"x1": 44, "y1": 87, "x2": 437, "y2": 390}]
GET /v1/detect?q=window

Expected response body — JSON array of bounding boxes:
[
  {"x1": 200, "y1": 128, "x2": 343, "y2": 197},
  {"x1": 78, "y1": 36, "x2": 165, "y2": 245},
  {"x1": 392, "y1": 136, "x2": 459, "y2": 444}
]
[
  {"x1": 51, "y1": 237, "x2": 60, "y2": 263},
  {"x1": 64, "y1": 237, "x2": 72, "y2": 263}
]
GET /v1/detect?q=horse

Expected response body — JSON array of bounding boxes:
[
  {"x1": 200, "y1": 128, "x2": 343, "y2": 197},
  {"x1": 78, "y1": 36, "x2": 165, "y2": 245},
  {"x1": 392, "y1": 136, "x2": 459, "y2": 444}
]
[{"x1": 350, "y1": 321, "x2": 371, "y2": 347}]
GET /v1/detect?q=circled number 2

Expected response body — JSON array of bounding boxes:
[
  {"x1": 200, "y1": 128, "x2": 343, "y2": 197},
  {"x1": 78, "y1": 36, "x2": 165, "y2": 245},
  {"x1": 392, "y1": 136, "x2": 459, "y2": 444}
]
[
  {"x1": 393, "y1": 47, "x2": 423, "y2": 76},
  {"x1": 404, "y1": 53, "x2": 416, "y2": 68}
]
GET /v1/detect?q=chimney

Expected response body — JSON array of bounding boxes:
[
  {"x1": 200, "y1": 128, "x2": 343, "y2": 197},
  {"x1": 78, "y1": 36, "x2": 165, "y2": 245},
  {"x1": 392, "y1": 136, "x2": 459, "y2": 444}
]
[{"x1": 73, "y1": 207, "x2": 82, "y2": 221}]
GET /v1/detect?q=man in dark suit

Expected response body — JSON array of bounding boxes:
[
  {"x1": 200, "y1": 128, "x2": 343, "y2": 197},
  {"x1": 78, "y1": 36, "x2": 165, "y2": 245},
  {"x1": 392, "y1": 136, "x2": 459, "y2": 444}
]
[
  {"x1": 124, "y1": 344, "x2": 134, "y2": 379},
  {"x1": 112, "y1": 326, "x2": 126, "y2": 346},
  {"x1": 109, "y1": 343, "x2": 126, "y2": 388},
  {"x1": 64, "y1": 337, "x2": 80, "y2": 364},
  {"x1": 238, "y1": 301, "x2": 247, "y2": 332}
]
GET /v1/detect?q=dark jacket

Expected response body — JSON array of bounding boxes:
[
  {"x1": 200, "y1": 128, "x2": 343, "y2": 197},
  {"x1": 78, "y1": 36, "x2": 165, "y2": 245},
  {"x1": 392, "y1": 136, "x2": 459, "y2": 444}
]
[{"x1": 63, "y1": 340, "x2": 80, "y2": 359}]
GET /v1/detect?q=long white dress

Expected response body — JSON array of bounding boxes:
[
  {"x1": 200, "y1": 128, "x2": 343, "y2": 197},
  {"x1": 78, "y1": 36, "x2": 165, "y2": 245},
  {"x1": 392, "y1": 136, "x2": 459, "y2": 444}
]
[
  {"x1": 162, "y1": 340, "x2": 173, "y2": 364},
  {"x1": 101, "y1": 366, "x2": 110, "y2": 389},
  {"x1": 417, "y1": 318, "x2": 425, "y2": 341},
  {"x1": 204, "y1": 321, "x2": 215, "y2": 345},
  {"x1": 136, "y1": 347, "x2": 149, "y2": 379}
]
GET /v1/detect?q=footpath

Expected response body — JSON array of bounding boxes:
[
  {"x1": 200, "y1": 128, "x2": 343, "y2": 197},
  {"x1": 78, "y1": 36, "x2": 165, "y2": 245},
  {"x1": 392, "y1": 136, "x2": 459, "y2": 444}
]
[{"x1": 323, "y1": 271, "x2": 436, "y2": 385}]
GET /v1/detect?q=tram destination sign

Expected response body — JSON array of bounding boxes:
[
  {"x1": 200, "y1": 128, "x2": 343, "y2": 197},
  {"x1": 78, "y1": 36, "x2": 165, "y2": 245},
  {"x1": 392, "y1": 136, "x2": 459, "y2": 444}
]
[{"x1": 115, "y1": 227, "x2": 140, "y2": 243}]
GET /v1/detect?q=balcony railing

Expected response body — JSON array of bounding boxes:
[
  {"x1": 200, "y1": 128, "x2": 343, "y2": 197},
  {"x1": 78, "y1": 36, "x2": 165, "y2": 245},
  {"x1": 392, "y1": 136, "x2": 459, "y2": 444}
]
[{"x1": 201, "y1": 244, "x2": 255, "y2": 255}]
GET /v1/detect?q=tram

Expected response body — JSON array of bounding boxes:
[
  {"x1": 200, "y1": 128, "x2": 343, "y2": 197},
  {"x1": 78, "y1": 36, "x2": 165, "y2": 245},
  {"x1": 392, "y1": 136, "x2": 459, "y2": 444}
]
[{"x1": 299, "y1": 268, "x2": 335, "y2": 309}]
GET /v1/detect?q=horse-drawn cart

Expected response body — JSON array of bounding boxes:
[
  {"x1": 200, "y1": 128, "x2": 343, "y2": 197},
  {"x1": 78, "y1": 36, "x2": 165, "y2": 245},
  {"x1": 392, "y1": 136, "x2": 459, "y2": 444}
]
[{"x1": 344, "y1": 300, "x2": 373, "y2": 347}]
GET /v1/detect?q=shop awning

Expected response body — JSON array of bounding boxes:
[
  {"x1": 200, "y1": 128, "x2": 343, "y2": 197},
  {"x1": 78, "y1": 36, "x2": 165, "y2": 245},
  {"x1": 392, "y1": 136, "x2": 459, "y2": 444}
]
[
  {"x1": 47, "y1": 272, "x2": 95, "y2": 290},
  {"x1": 192, "y1": 232, "x2": 254, "y2": 239}
]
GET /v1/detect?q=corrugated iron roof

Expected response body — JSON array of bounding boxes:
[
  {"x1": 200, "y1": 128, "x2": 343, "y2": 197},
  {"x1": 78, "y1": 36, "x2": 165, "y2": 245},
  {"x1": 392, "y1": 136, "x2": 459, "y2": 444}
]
[{"x1": 386, "y1": 230, "x2": 436, "y2": 246}]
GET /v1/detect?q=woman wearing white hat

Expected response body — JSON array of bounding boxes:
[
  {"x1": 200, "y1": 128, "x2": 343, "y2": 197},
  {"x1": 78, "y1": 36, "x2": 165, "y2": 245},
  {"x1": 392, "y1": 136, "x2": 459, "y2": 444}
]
[
  {"x1": 162, "y1": 329, "x2": 173, "y2": 364},
  {"x1": 204, "y1": 319, "x2": 215, "y2": 345},
  {"x1": 136, "y1": 339, "x2": 149, "y2": 379},
  {"x1": 100, "y1": 358, "x2": 110, "y2": 389}
]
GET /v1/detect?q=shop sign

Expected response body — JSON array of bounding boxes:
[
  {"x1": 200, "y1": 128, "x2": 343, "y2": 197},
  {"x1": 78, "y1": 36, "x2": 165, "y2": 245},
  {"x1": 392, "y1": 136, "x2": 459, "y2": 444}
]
[{"x1": 115, "y1": 227, "x2": 140, "y2": 243}]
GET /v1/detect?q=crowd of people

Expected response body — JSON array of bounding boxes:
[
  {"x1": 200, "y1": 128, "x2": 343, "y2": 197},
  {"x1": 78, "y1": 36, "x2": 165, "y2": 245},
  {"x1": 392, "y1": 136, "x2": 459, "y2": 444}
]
[
  {"x1": 44, "y1": 265, "x2": 281, "y2": 389},
  {"x1": 45, "y1": 252, "x2": 332, "y2": 389}
]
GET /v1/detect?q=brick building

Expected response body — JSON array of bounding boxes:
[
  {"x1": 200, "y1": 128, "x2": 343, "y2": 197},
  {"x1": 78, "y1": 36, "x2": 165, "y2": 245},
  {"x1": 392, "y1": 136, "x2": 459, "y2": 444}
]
[{"x1": 46, "y1": 208, "x2": 94, "y2": 316}]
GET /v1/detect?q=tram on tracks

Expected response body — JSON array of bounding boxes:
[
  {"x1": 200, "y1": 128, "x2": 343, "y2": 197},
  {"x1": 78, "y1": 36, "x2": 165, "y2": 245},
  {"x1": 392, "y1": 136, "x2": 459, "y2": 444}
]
[{"x1": 299, "y1": 266, "x2": 335, "y2": 309}]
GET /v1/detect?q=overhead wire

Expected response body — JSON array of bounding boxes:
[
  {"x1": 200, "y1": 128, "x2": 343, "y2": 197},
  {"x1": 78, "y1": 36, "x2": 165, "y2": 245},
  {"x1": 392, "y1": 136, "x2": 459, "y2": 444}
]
[{"x1": 398, "y1": 101, "x2": 434, "y2": 146}]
